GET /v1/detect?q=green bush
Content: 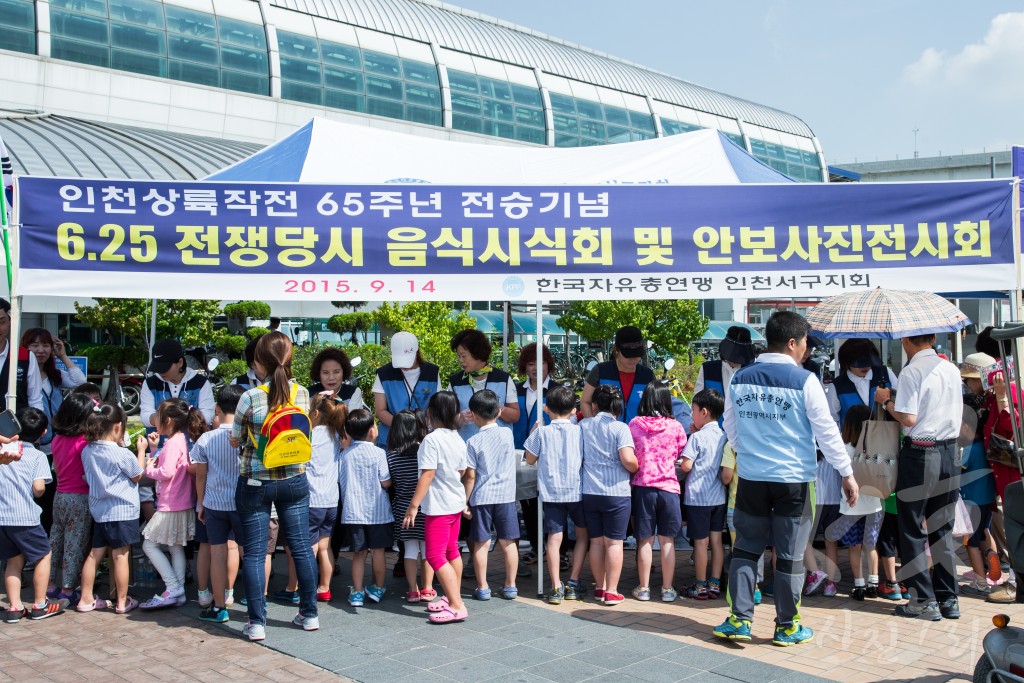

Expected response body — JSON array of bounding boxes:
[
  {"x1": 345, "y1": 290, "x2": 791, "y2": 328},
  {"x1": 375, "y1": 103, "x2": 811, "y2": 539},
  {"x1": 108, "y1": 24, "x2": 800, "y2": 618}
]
[
  {"x1": 292, "y1": 343, "x2": 390, "y2": 416},
  {"x1": 213, "y1": 358, "x2": 249, "y2": 383},
  {"x1": 83, "y1": 344, "x2": 148, "y2": 373},
  {"x1": 224, "y1": 301, "x2": 271, "y2": 321},
  {"x1": 246, "y1": 326, "x2": 270, "y2": 340}
]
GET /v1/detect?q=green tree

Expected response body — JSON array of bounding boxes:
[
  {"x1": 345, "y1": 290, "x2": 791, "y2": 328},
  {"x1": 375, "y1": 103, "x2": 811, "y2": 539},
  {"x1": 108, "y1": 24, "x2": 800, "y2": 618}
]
[
  {"x1": 372, "y1": 302, "x2": 477, "y2": 383},
  {"x1": 556, "y1": 300, "x2": 708, "y2": 358},
  {"x1": 75, "y1": 298, "x2": 222, "y2": 348}
]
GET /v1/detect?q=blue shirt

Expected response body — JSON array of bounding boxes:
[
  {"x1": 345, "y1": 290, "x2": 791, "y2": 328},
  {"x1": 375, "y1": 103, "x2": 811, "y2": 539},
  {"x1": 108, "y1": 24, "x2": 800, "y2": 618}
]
[
  {"x1": 466, "y1": 423, "x2": 517, "y2": 506},
  {"x1": 681, "y1": 423, "x2": 727, "y2": 507},
  {"x1": 339, "y1": 440, "x2": 392, "y2": 525},
  {"x1": 581, "y1": 413, "x2": 635, "y2": 497},
  {"x1": 524, "y1": 420, "x2": 583, "y2": 503},
  {"x1": 82, "y1": 440, "x2": 143, "y2": 523},
  {"x1": 190, "y1": 424, "x2": 240, "y2": 512},
  {"x1": 307, "y1": 425, "x2": 342, "y2": 508},
  {"x1": 0, "y1": 443, "x2": 52, "y2": 525}
]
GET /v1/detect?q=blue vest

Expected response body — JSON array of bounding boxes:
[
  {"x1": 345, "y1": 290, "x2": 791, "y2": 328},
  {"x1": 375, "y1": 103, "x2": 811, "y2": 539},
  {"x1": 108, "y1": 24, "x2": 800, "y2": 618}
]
[
  {"x1": 596, "y1": 361, "x2": 654, "y2": 424},
  {"x1": 449, "y1": 368, "x2": 512, "y2": 441},
  {"x1": 700, "y1": 360, "x2": 724, "y2": 394},
  {"x1": 832, "y1": 366, "x2": 888, "y2": 428},
  {"x1": 731, "y1": 360, "x2": 817, "y2": 483},
  {"x1": 375, "y1": 362, "x2": 440, "y2": 447},
  {"x1": 0, "y1": 347, "x2": 29, "y2": 413},
  {"x1": 512, "y1": 380, "x2": 552, "y2": 449},
  {"x1": 144, "y1": 373, "x2": 208, "y2": 435}
]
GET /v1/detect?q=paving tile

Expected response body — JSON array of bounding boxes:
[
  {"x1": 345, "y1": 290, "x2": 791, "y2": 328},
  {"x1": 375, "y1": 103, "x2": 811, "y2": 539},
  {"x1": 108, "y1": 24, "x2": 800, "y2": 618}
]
[
  {"x1": 658, "y1": 645, "x2": 738, "y2": 671},
  {"x1": 439, "y1": 655, "x2": 518, "y2": 683},
  {"x1": 391, "y1": 644, "x2": 472, "y2": 669},
  {"x1": 522, "y1": 658, "x2": 612, "y2": 683},
  {"x1": 482, "y1": 672, "x2": 554, "y2": 683},
  {"x1": 489, "y1": 621, "x2": 560, "y2": 643},
  {"x1": 340, "y1": 657, "x2": 425, "y2": 682},
  {"x1": 708, "y1": 656, "x2": 795, "y2": 683},
  {"x1": 357, "y1": 632, "x2": 433, "y2": 656},
  {"x1": 569, "y1": 644, "x2": 648, "y2": 670},
  {"x1": 482, "y1": 645, "x2": 558, "y2": 669}
]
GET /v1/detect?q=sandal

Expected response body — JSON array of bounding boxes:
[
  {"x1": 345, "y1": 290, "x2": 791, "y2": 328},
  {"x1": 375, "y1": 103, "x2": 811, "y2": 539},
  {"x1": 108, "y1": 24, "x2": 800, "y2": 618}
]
[
  {"x1": 426, "y1": 596, "x2": 450, "y2": 613},
  {"x1": 428, "y1": 604, "x2": 468, "y2": 624},
  {"x1": 419, "y1": 588, "x2": 438, "y2": 601},
  {"x1": 75, "y1": 598, "x2": 110, "y2": 613},
  {"x1": 522, "y1": 551, "x2": 538, "y2": 565},
  {"x1": 406, "y1": 591, "x2": 421, "y2": 604},
  {"x1": 116, "y1": 597, "x2": 140, "y2": 614}
]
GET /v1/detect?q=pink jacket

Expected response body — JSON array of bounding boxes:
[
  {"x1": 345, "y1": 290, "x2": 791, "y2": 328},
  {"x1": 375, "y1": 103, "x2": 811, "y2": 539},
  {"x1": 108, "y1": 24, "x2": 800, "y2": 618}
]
[
  {"x1": 629, "y1": 415, "x2": 687, "y2": 494},
  {"x1": 144, "y1": 432, "x2": 196, "y2": 512}
]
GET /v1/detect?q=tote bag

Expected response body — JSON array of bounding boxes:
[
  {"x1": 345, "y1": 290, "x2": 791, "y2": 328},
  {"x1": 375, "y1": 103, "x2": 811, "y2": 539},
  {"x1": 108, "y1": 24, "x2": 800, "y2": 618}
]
[{"x1": 852, "y1": 404, "x2": 900, "y2": 499}]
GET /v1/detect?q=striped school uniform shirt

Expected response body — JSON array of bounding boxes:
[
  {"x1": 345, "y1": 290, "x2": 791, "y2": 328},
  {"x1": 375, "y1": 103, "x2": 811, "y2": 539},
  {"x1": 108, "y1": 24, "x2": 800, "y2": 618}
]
[
  {"x1": 681, "y1": 423, "x2": 727, "y2": 507},
  {"x1": 0, "y1": 443, "x2": 52, "y2": 525},
  {"x1": 466, "y1": 423, "x2": 517, "y2": 506},
  {"x1": 816, "y1": 451, "x2": 844, "y2": 506},
  {"x1": 82, "y1": 440, "x2": 143, "y2": 523},
  {"x1": 580, "y1": 413, "x2": 635, "y2": 498},
  {"x1": 189, "y1": 424, "x2": 241, "y2": 512},
  {"x1": 307, "y1": 425, "x2": 342, "y2": 509},
  {"x1": 524, "y1": 419, "x2": 584, "y2": 503},
  {"x1": 338, "y1": 440, "x2": 393, "y2": 525}
]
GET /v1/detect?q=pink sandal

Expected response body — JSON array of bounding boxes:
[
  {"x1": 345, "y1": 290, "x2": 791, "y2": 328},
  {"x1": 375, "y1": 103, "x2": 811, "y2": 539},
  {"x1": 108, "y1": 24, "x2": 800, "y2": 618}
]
[
  {"x1": 419, "y1": 588, "x2": 437, "y2": 601},
  {"x1": 116, "y1": 597, "x2": 139, "y2": 614},
  {"x1": 75, "y1": 598, "x2": 110, "y2": 613},
  {"x1": 428, "y1": 604, "x2": 468, "y2": 624},
  {"x1": 426, "y1": 596, "x2": 450, "y2": 612},
  {"x1": 406, "y1": 591, "x2": 421, "y2": 603}
]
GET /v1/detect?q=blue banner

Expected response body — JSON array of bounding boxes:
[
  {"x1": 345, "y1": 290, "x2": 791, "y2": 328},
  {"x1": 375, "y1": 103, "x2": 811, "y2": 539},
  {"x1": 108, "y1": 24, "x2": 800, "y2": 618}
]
[{"x1": 15, "y1": 177, "x2": 1017, "y2": 301}]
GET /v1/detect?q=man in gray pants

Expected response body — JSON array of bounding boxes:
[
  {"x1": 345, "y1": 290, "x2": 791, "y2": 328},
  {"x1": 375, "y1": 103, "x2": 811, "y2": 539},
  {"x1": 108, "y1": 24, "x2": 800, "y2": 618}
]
[{"x1": 713, "y1": 312, "x2": 858, "y2": 647}]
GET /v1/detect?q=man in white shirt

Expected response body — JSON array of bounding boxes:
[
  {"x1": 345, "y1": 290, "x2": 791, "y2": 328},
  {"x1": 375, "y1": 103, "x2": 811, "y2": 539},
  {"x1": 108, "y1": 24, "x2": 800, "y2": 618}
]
[
  {"x1": 0, "y1": 299, "x2": 43, "y2": 412},
  {"x1": 874, "y1": 333, "x2": 963, "y2": 621}
]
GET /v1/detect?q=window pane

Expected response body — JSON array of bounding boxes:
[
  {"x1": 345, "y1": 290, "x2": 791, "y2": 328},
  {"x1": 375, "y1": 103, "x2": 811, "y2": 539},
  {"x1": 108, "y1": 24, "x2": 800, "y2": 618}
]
[
  {"x1": 281, "y1": 81, "x2": 322, "y2": 105},
  {"x1": 450, "y1": 93, "x2": 481, "y2": 116},
  {"x1": 111, "y1": 47, "x2": 164, "y2": 76},
  {"x1": 365, "y1": 75, "x2": 402, "y2": 100},
  {"x1": 551, "y1": 113, "x2": 578, "y2": 135},
  {"x1": 661, "y1": 118, "x2": 682, "y2": 136},
  {"x1": 749, "y1": 139, "x2": 767, "y2": 156},
  {"x1": 805, "y1": 166, "x2": 823, "y2": 182},
  {"x1": 554, "y1": 133, "x2": 579, "y2": 147},
  {"x1": 580, "y1": 137, "x2": 603, "y2": 147},
  {"x1": 406, "y1": 105, "x2": 441, "y2": 126},
  {"x1": 324, "y1": 89, "x2": 365, "y2": 112},
  {"x1": 801, "y1": 150, "x2": 818, "y2": 165},
  {"x1": 168, "y1": 59, "x2": 217, "y2": 86},
  {"x1": 0, "y1": 26, "x2": 34, "y2": 53},
  {"x1": 764, "y1": 142, "x2": 784, "y2": 159},
  {"x1": 164, "y1": 6, "x2": 216, "y2": 39},
  {"x1": 276, "y1": 30, "x2": 318, "y2": 60},
  {"x1": 220, "y1": 44, "x2": 266, "y2": 74},
  {"x1": 367, "y1": 96, "x2": 403, "y2": 120},
  {"x1": 0, "y1": 0, "x2": 35, "y2": 29},
  {"x1": 222, "y1": 70, "x2": 266, "y2": 95},
  {"x1": 486, "y1": 121, "x2": 515, "y2": 139},
  {"x1": 453, "y1": 114, "x2": 482, "y2": 134},
  {"x1": 579, "y1": 119, "x2": 605, "y2": 140},
  {"x1": 629, "y1": 110, "x2": 655, "y2": 132},
  {"x1": 405, "y1": 83, "x2": 440, "y2": 107},
  {"x1": 606, "y1": 125, "x2": 631, "y2": 143},
  {"x1": 52, "y1": 37, "x2": 109, "y2": 66},
  {"x1": 50, "y1": 0, "x2": 107, "y2": 18},
  {"x1": 109, "y1": 0, "x2": 162, "y2": 28},
  {"x1": 515, "y1": 126, "x2": 546, "y2": 145},
  {"x1": 51, "y1": 10, "x2": 108, "y2": 43},
  {"x1": 110, "y1": 22, "x2": 164, "y2": 54},
  {"x1": 784, "y1": 146, "x2": 803, "y2": 164},
  {"x1": 725, "y1": 132, "x2": 744, "y2": 147},
  {"x1": 323, "y1": 66, "x2": 362, "y2": 92},
  {"x1": 482, "y1": 99, "x2": 513, "y2": 122},
  {"x1": 786, "y1": 165, "x2": 806, "y2": 181},
  {"x1": 768, "y1": 158, "x2": 787, "y2": 173},
  {"x1": 218, "y1": 17, "x2": 265, "y2": 49},
  {"x1": 402, "y1": 59, "x2": 438, "y2": 85},
  {"x1": 479, "y1": 77, "x2": 511, "y2": 101},
  {"x1": 320, "y1": 40, "x2": 360, "y2": 69},
  {"x1": 279, "y1": 57, "x2": 320, "y2": 84},
  {"x1": 362, "y1": 50, "x2": 400, "y2": 77},
  {"x1": 168, "y1": 35, "x2": 218, "y2": 65},
  {"x1": 575, "y1": 99, "x2": 602, "y2": 121},
  {"x1": 603, "y1": 105, "x2": 629, "y2": 127},
  {"x1": 548, "y1": 92, "x2": 576, "y2": 115},
  {"x1": 634, "y1": 130, "x2": 654, "y2": 141},
  {"x1": 510, "y1": 84, "x2": 542, "y2": 107},
  {"x1": 514, "y1": 106, "x2": 543, "y2": 128},
  {"x1": 447, "y1": 69, "x2": 478, "y2": 95}
]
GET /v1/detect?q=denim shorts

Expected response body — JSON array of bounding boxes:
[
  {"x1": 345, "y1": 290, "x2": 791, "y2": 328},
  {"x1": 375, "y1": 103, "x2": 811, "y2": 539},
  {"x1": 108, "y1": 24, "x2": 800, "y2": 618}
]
[
  {"x1": 469, "y1": 502, "x2": 520, "y2": 542},
  {"x1": 0, "y1": 524, "x2": 51, "y2": 563},
  {"x1": 582, "y1": 494, "x2": 631, "y2": 540}
]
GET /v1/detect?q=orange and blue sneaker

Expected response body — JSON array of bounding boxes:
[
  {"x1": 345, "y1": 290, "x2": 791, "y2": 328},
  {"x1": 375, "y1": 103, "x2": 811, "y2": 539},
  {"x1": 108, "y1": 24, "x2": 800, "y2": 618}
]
[
  {"x1": 713, "y1": 615, "x2": 752, "y2": 642},
  {"x1": 772, "y1": 623, "x2": 814, "y2": 647}
]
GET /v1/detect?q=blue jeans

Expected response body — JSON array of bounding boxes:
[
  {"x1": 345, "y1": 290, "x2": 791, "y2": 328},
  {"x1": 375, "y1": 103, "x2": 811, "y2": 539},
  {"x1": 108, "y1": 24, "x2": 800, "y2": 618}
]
[{"x1": 235, "y1": 475, "x2": 318, "y2": 625}]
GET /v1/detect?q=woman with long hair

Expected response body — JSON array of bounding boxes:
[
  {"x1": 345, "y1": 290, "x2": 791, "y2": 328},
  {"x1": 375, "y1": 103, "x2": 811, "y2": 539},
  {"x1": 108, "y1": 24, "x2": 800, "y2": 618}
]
[{"x1": 21, "y1": 328, "x2": 86, "y2": 451}]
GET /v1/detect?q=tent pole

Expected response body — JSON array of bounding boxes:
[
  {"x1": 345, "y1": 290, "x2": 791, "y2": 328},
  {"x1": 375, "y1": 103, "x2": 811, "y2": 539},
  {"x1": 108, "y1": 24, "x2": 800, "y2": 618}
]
[
  {"x1": 6, "y1": 182, "x2": 20, "y2": 410},
  {"x1": 148, "y1": 299, "x2": 158, "y2": 367},
  {"x1": 1014, "y1": 178, "x2": 1023, "y2": 322},
  {"x1": 7, "y1": 296, "x2": 21, "y2": 410},
  {"x1": 536, "y1": 300, "x2": 544, "y2": 598},
  {"x1": 502, "y1": 301, "x2": 509, "y2": 371}
]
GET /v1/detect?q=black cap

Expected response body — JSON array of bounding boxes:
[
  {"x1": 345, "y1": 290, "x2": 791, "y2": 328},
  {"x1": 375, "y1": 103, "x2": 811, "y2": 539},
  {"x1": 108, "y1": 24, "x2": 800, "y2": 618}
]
[
  {"x1": 848, "y1": 349, "x2": 882, "y2": 369},
  {"x1": 149, "y1": 339, "x2": 185, "y2": 374},
  {"x1": 614, "y1": 326, "x2": 645, "y2": 358}
]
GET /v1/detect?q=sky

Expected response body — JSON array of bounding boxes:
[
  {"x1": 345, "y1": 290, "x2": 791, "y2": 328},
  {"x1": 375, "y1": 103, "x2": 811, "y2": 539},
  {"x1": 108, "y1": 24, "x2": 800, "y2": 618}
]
[{"x1": 448, "y1": 1, "x2": 1024, "y2": 164}]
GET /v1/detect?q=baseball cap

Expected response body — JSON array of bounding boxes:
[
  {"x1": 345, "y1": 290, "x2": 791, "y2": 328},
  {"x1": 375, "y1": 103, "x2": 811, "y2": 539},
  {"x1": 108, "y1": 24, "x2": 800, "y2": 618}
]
[
  {"x1": 614, "y1": 326, "x2": 645, "y2": 358},
  {"x1": 149, "y1": 339, "x2": 184, "y2": 374},
  {"x1": 961, "y1": 352, "x2": 997, "y2": 379},
  {"x1": 391, "y1": 332, "x2": 419, "y2": 369},
  {"x1": 848, "y1": 348, "x2": 882, "y2": 369}
]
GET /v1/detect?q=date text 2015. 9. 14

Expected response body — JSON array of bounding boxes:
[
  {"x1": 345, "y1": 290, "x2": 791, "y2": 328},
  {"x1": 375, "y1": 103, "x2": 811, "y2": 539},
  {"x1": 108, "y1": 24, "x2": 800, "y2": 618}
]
[{"x1": 283, "y1": 279, "x2": 436, "y2": 295}]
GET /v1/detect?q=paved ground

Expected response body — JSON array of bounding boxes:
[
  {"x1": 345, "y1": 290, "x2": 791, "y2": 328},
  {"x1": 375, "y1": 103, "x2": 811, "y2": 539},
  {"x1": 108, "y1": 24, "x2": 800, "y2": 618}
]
[{"x1": 2, "y1": 541, "x2": 1018, "y2": 682}]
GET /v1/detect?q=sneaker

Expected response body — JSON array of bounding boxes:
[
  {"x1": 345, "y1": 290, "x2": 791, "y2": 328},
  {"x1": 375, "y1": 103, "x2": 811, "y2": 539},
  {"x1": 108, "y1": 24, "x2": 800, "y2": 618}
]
[
  {"x1": 603, "y1": 591, "x2": 625, "y2": 606},
  {"x1": 713, "y1": 615, "x2": 752, "y2": 642},
  {"x1": 500, "y1": 586, "x2": 518, "y2": 600},
  {"x1": 879, "y1": 581, "x2": 903, "y2": 601},
  {"x1": 939, "y1": 597, "x2": 960, "y2": 619},
  {"x1": 566, "y1": 579, "x2": 585, "y2": 601},
  {"x1": 272, "y1": 589, "x2": 300, "y2": 605},
  {"x1": 894, "y1": 600, "x2": 942, "y2": 621},
  {"x1": 593, "y1": 588, "x2": 605, "y2": 604},
  {"x1": 29, "y1": 598, "x2": 69, "y2": 621},
  {"x1": 900, "y1": 583, "x2": 911, "y2": 599},
  {"x1": 631, "y1": 586, "x2": 651, "y2": 602},
  {"x1": 865, "y1": 584, "x2": 878, "y2": 599},
  {"x1": 823, "y1": 580, "x2": 837, "y2": 597},
  {"x1": 773, "y1": 624, "x2": 814, "y2": 647},
  {"x1": 961, "y1": 579, "x2": 992, "y2": 597},
  {"x1": 753, "y1": 587, "x2": 763, "y2": 605},
  {"x1": 661, "y1": 587, "x2": 678, "y2": 602},
  {"x1": 292, "y1": 613, "x2": 320, "y2": 631},
  {"x1": 686, "y1": 583, "x2": 709, "y2": 600},
  {"x1": 547, "y1": 584, "x2": 564, "y2": 605},
  {"x1": 243, "y1": 621, "x2": 265, "y2": 642},
  {"x1": 365, "y1": 584, "x2": 385, "y2": 604},
  {"x1": 4, "y1": 606, "x2": 27, "y2": 624},
  {"x1": 988, "y1": 583, "x2": 1018, "y2": 604},
  {"x1": 707, "y1": 579, "x2": 721, "y2": 599},
  {"x1": 804, "y1": 570, "x2": 827, "y2": 596},
  {"x1": 140, "y1": 590, "x2": 184, "y2": 610},
  {"x1": 851, "y1": 586, "x2": 866, "y2": 601},
  {"x1": 317, "y1": 590, "x2": 332, "y2": 602},
  {"x1": 199, "y1": 605, "x2": 229, "y2": 623},
  {"x1": 224, "y1": 589, "x2": 234, "y2": 608},
  {"x1": 348, "y1": 589, "x2": 365, "y2": 607},
  {"x1": 197, "y1": 588, "x2": 213, "y2": 608},
  {"x1": 406, "y1": 591, "x2": 421, "y2": 603}
]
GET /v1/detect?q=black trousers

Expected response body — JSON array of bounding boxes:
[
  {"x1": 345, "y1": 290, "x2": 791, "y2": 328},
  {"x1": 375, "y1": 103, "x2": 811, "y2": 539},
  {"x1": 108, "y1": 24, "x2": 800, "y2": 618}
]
[{"x1": 895, "y1": 442, "x2": 959, "y2": 604}]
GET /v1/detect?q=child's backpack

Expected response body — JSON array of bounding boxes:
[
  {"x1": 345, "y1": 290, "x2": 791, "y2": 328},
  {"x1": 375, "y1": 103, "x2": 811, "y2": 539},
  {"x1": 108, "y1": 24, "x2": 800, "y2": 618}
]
[{"x1": 252, "y1": 383, "x2": 312, "y2": 469}]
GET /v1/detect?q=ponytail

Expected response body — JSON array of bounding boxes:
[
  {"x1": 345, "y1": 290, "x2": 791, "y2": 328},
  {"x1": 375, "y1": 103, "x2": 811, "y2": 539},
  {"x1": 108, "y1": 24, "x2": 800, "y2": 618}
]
[
  {"x1": 254, "y1": 331, "x2": 294, "y2": 410},
  {"x1": 84, "y1": 402, "x2": 127, "y2": 442},
  {"x1": 309, "y1": 393, "x2": 349, "y2": 443},
  {"x1": 157, "y1": 398, "x2": 208, "y2": 442},
  {"x1": 186, "y1": 407, "x2": 208, "y2": 443}
]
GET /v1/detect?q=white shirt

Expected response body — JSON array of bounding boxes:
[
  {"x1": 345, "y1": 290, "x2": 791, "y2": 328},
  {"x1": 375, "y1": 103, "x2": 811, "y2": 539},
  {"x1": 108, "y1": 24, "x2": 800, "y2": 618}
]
[
  {"x1": 139, "y1": 366, "x2": 216, "y2": 427},
  {"x1": 0, "y1": 341, "x2": 43, "y2": 410},
  {"x1": 417, "y1": 428, "x2": 469, "y2": 516},
  {"x1": 524, "y1": 376, "x2": 551, "y2": 420},
  {"x1": 826, "y1": 367, "x2": 899, "y2": 425},
  {"x1": 894, "y1": 349, "x2": 962, "y2": 440}
]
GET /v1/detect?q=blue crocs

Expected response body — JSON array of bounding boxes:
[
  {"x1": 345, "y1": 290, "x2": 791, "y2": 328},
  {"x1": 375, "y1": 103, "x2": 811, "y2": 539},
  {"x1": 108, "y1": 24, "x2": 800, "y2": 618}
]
[
  {"x1": 473, "y1": 588, "x2": 492, "y2": 601},
  {"x1": 712, "y1": 615, "x2": 752, "y2": 642},
  {"x1": 500, "y1": 586, "x2": 518, "y2": 600},
  {"x1": 772, "y1": 624, "x2": 814, "y2": 647}
]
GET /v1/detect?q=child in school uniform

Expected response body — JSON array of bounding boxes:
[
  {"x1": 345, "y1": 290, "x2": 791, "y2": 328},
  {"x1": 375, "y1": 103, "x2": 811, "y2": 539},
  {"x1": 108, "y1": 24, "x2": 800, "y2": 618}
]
[
  {"x1": 339, "y1": 408, "x2": 393, "y2": 607},
  {"x1": 464, "y1": 390, "x2": 519, "y2": 601},
  {"x1": 2, "y1": 407, "x2": 68, "y2": 622},
  {"x1": 679, "y1": 389, "x2": 728, "y2": 599},
  {"x1": 525, "y1": 385, "x2": 589, "y2": 604}
]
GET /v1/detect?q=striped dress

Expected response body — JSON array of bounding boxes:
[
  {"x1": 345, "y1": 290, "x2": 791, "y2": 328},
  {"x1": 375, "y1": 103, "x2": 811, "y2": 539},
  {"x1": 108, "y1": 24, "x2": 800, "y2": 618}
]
[{"x1": 387, "y1": 445, "x2": 424, "y2": 541}]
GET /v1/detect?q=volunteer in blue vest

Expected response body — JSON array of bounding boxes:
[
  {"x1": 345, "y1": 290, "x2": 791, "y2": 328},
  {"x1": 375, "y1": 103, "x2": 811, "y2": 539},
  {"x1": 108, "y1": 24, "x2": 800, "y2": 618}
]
[
  {"x1": 308, "y1": 347, "x2": 367, "y2": 412},
  {"x1": 581, "y1": 326, "x2": 654, "y2": 423},
  {"x1": 0, "y1": 298, "x2": 44, "y2": 413},
  {"x1": 694, "y1": 325, "x2": 755, "y2": 399},
  {"x1": 140, "y1": 339, "x2": 216, "y2": 430},
  {"x1": 826, "y1": 338, "x2": 898, "y2": 428},
  {"x1": 447, "y1": 329, "x2": 519, "y2": 441},
  {"x1": 230, "y1": 336, "x2": 261, "y2": 390},
  {"x1": 372, "y1": 331, "x2": 442, "y2": 448},
  {"x1": 713, "y1": 311, "x2": 857, "y2": 647}
]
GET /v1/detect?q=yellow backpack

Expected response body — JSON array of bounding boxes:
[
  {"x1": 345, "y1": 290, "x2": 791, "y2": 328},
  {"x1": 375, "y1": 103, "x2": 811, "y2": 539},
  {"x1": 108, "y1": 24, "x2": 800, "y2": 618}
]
[{"x1": 251, "y1": 384, "x2": 312, "y2": 469}]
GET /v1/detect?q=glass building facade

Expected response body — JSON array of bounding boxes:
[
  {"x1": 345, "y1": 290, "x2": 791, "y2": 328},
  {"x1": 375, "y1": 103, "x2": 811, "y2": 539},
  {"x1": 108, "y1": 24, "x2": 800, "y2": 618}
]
[
  {"x1": 0, "y1": 0, "x2": 35, "y2": 55},
  {"x1": 549, "y1": 92, "x2": 655, "y2": 147},
  {"x1": 448, "y1": 69, "x2": 545, "y2": 144}
]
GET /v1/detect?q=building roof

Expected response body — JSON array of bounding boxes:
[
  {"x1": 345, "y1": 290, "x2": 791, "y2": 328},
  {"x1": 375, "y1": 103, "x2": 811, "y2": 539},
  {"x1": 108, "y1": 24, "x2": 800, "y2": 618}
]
[
  {"x1": 272, "y1": 0, "x2": 815, "y2": 138},
  {"x1": 0, "y1": 113, "x2": 263, "y2": 180},
  {"x1": 835, "y1": 150, "x2": 1011, "y2": 175}
]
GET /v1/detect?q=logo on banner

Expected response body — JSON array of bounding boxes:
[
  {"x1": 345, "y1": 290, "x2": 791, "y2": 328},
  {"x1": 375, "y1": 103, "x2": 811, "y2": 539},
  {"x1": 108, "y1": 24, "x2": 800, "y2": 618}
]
[
  {"x1": 384, "y1": 178, "x2": 431, "y2": 184},
  {"x1": 503, "y1": 276, "x2": 526, "y2": 297}
]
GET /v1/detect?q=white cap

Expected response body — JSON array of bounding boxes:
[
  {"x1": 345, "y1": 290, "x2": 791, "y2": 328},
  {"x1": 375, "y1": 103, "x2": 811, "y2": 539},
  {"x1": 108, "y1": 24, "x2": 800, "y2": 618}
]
[{"x1": 391, "y1": 332, "x2": 419, "y2": 369}]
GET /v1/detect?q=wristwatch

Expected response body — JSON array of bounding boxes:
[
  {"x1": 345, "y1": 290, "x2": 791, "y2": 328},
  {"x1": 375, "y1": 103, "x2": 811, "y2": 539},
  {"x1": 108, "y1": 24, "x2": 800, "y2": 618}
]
[{"x1": 883, "y1": 399, "x2": 895, "y2": 409}]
